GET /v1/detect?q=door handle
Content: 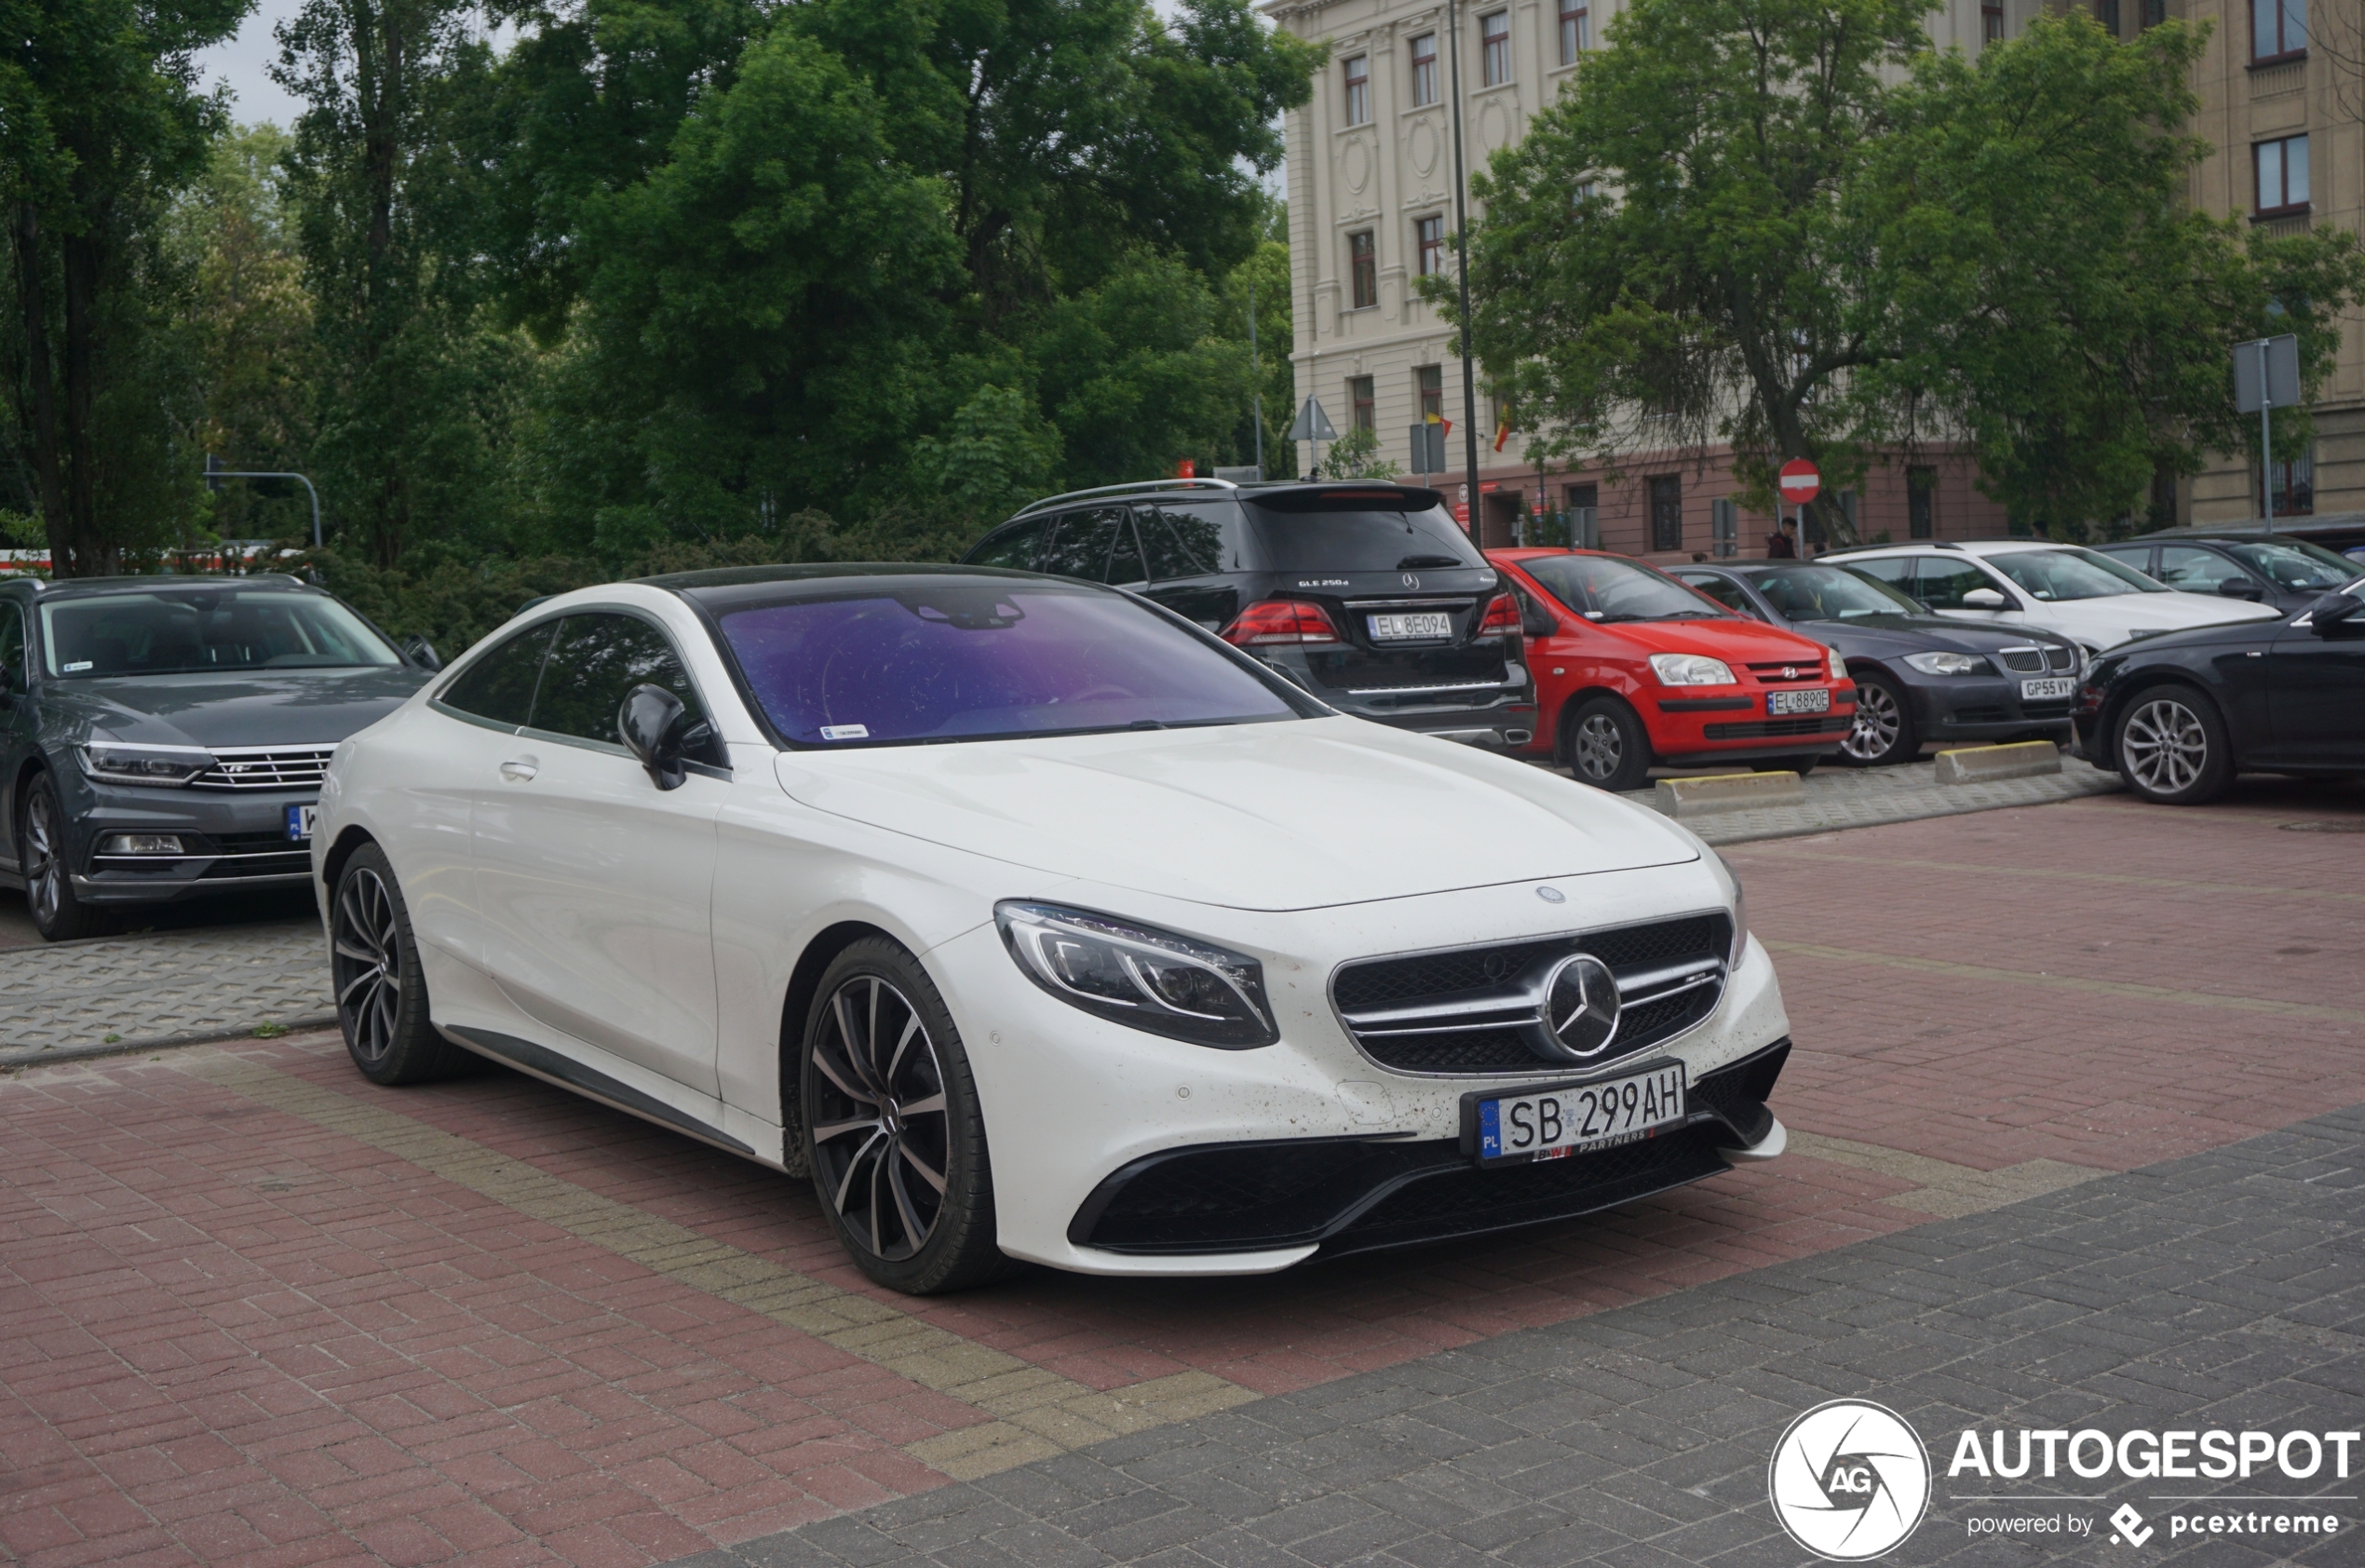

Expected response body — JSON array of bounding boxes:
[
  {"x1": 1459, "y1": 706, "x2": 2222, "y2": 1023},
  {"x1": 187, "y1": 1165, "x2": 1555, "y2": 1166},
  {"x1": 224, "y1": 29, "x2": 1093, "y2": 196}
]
[{"x1": 499, "y1": 759, "x2": 539, "y2": 782}]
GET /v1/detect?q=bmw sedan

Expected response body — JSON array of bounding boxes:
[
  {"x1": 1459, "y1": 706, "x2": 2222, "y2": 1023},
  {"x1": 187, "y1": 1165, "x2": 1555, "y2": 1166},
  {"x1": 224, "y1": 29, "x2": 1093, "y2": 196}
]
[
  {"x1": 1666, "y1": 561, "x2": 2081, "y2": 766},
  {"x1": 1, "y1": 574, "x2": 435, "y2": 939},
  {"x1": 314, "y1": 565, "x2": 1795, "y2": 1293}
]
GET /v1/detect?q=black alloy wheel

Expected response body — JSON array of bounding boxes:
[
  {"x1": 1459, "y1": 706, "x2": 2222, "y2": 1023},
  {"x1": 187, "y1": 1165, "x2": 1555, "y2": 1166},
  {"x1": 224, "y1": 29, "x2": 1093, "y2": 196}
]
[
  {"x1": 331, "y1": 844, "x2": 470, "y2": 1084},
  {"x1": 2115, "y1": 685, "x2": 2232, "y2": 805},
  {"x1": 1838, "y1": 669, "x2": 1915, "y2": 766},
  {"x1": 802, "y1": 939, "x2": 1008, "y2": 1293},
  {"x1": 1562, "y1": 696, "x2": 1653, "y2": 792},
  {"x1": 19, "y1": 773, "x2": 113, "y2": 941}
]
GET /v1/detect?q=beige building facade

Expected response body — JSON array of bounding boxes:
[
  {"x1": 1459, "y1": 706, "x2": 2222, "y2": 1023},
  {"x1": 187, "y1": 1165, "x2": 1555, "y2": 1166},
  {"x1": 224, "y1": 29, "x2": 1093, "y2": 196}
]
[{"x1": 1266, "y1": 0, "x2": 2363, "y2": 554}]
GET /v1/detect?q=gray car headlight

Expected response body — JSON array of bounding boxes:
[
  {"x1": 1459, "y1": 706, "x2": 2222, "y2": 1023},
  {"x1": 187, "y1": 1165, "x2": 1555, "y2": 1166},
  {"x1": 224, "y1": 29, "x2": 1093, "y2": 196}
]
[
  {"x1": 995, "y1": 901, "x2": 1278, "y2": 1049},
  {"x1": 77, "y1": 743, "x2": 214, "y2": 787},
  {"x1": 1901, "y1": 651, "x2": 1993, "y2": 677}
]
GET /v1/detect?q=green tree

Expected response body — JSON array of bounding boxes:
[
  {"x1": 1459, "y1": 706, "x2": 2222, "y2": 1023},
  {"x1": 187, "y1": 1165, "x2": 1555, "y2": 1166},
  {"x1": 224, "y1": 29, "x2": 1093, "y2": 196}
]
[{"x1": 0, "y1": 0, "x2": 248, "y2": 574}]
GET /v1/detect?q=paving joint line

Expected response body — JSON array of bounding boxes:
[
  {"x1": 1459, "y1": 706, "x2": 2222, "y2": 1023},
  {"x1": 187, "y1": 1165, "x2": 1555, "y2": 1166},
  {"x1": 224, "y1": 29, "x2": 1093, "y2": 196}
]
[
  {"x1": 170, "y1": 1049, "x2": 1261, "y2": 1481},
  {"x1": 1734, "y1": 846, "x2": 2365, "y2": 905},
  {"x1": 1764, "y1": 939, "x2": 2365, "y2": 1025},
  {"x1": 1784, "y1": 1129, "x2": 2101, "y2": 1219}
]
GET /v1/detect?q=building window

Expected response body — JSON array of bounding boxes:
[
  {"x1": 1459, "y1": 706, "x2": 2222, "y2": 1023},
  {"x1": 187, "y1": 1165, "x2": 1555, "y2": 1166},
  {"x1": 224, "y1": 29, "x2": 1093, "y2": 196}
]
[
  {"x1": 2271, "y1": 448, "x2": 2313, "y2": 516},
  {"x1": 1415, "y1": 216, "x2": 1445, "y2": 277},
  {"x1": 1648, "y1": 475, "x2": 1683, "y2": 552},
  {"x1": 1410, "y1": 33, "x2": 1439, "y2": 106},
  {"x1": 1559, "y1": 1, "x2": 1588, "y2": 64},
  {"x1": 2141, "y1": 0, "x2": 2166, "y2": 27},
  {"x1": 2251, "y1": 0, "x2": 2304, "y2": 61},
  {"x1": 1566, "y1": 482, "x2": 1599, "y2": 550},
  {"x1": 1343, "y1": 55, "x2": 1370, "y2": 125},
  {"x1": 1908, "y1": 466, "x2": 1937, "y2": 539},
  {"x1": 1983, "y1": 3, "x2": 2005, "y2": 44},
  {"x1": 1481, "y1": 11, "x2": 1511, "y2": 87},
  {"x1": 1348, "y1": 376, "x2": 1376, "y2": 433},
  {"x1": 1417, "y1": 365, "x2": 1443, "y2": 423},
  {"x1": 1348, "y1": 230, "x2": 1377, "y2": 308},
  {"x1": 2093, "y1": 0, "x2": 2120, "y2": 35},
  {"x1": 2255, "y1": 135, "x2": 2309, "y2": 215}
]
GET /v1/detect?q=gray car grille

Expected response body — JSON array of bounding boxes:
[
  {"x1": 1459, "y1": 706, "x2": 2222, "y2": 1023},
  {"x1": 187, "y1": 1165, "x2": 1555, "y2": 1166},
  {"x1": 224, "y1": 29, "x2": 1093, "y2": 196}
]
[
  {"x1": 1997, "y1": 645, "x2": 2077, "y2": 674},
  {"x1": 1331, "y1": 912, "x2": 1733, "y2": 1076},
  {"x1": 191, "y1": 746, "x2": 336, "y2": 791}
]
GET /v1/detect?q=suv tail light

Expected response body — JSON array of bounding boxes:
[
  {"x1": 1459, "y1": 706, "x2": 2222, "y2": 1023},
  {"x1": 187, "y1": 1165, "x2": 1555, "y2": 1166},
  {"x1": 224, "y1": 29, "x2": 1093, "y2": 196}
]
[
  {"x1": 1477, "y1": 594, "x2": 1520, "y2": 638},
  {"x1": 1222, "y1": 600, "x2": 1343, "y2": 646}
]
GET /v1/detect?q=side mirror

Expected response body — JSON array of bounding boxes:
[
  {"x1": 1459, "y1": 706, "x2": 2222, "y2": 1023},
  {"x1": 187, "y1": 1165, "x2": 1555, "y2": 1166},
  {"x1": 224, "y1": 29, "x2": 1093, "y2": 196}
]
[
  {"x1": 2216, "y1": 578, "x2": 2265, "y2": 601},
  {"x1": 1960, "y1": 588, "x2": 2009, "y2": 610},
  {"x1": 1521, "y1": 602, "x2": 1557, "y2": 640},
  {"x1": 399, "y1": 635, "x2": 441, "y2": 671},
  {"x1": 2308, "y1": 591, "x2": 2365, "y2": 639},
  {"x1": 618, "y1": 683, "x2": 696, "y2": 791}
]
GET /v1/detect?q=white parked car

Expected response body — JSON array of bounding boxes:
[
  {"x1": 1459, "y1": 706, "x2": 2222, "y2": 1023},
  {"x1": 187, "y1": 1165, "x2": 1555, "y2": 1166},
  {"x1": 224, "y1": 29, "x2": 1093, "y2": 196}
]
[
  {"x1": 313, "y1": 566, "x2": 1791, "y2": 1292},
  {"x1": 1829, "y1": 540, "x2": 2282, "y2": 661}
]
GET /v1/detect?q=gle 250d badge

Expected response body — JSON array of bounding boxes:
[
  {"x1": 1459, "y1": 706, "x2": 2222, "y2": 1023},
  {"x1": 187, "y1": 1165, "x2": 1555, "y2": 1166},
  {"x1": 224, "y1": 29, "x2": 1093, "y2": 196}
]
[{"x1": 1769, "y1": 1399, "x2": 1931, "y2": 1561}]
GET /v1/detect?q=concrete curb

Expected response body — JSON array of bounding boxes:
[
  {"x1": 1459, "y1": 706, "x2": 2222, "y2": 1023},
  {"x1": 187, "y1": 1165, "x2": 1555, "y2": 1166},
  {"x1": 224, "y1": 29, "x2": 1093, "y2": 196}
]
[
  {"x1": 1934, "y1": 740, "x2": 2063, "y2": 785},
  {"x1": 1653, "y1": 771, "x2": 1804, "y2": 818},
  {"x1": 0, "y1": 1014, "x2": 336, "y2": 1072}
]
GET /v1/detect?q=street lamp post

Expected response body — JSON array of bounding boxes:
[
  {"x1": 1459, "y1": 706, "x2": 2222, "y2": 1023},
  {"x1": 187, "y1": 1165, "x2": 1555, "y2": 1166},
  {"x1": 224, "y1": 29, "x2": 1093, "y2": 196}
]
[
  {"x1": 204, "y1": 454, "x2": 322, "y2": 549},
  {"x1": 1446, "y1": 0, "x2": 1482, "y2": 550}
]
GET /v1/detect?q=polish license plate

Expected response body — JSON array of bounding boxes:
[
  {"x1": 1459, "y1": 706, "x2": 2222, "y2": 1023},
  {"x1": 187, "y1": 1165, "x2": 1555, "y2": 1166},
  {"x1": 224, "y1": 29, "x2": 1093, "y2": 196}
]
[
  {"x1": 1470, "y1": 1062, "x2": 1687, "y2": 1167},
  {"x1": 1767, "y1": 687, "x2": 1831, "y2": 715},
  {"x1": 286, "y1": 804, "x2": 318, "y2": 842},
  {"x1": 1368, "y1": 613, "x2": 1453, "y2": 641},
  {"x1": 2021, "y1": 677, "x2": 2075, "y2": 700}
]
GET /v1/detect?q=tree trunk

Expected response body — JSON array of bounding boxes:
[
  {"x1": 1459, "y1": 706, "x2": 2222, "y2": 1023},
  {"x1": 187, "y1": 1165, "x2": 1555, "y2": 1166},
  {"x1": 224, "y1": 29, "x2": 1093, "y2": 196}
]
[
  {"x1": 13, "y1": 207, "x2": 68, "y2": 564},
  {"x1": 59, "y1": 224, "x2": 112, "y2": 576}
]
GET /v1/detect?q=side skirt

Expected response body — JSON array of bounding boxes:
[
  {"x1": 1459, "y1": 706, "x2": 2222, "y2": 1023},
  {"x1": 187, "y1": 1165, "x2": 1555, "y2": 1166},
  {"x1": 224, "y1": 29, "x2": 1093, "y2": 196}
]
[{"x1": 444, "y1": 1024, "x2": 755, "y2": 1158}]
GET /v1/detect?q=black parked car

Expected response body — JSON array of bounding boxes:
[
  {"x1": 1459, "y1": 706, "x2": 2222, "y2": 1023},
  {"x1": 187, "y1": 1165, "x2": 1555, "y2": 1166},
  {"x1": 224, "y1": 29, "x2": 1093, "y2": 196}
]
[
  {"x1": 2091, "y1": 530, "x2": 2363, "y2": 615},
  {"x1": 2073, "y1": 578, "x2": 2365, "y2": 804},
  {"x1": 1667, "y1": 561, "x2": 2080, "y2": 766},
  {"x1": 0, "y1": 574, "x2": 436, "y2": 939},
  {"x1": 961, "y1": 480, "x2": 1535, "y2": 748}
]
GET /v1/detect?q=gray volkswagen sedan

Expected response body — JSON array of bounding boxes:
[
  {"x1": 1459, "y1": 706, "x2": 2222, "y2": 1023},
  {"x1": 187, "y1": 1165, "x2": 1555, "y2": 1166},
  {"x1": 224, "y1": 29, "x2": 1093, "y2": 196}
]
[{"x1": 0, "y1": 574, "x2": 435, "y2": 939}]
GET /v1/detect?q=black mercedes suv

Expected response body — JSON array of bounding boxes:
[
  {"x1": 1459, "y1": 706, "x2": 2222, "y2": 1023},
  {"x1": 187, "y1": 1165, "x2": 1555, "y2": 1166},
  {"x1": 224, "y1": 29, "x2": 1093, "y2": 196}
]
[{"x1": 961, "y1": 480, "x2": 1536, "y2": 748}]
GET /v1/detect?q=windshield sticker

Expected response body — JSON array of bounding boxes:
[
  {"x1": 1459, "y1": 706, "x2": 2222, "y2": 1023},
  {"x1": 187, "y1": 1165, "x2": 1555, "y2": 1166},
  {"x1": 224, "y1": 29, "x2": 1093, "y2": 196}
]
[
  {"x1": 63, "y1": 661, "x2": 91, "y2": 672},
  {"x1": 818, "y1": 724, "x2": 870, "y2": 740}
]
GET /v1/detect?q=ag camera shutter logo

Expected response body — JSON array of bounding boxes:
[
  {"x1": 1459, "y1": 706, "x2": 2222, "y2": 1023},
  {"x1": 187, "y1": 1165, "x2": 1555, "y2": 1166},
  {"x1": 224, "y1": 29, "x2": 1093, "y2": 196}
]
[{"x1": 1769, "y1": 1399, "x2": 1932, "y2": 1560}]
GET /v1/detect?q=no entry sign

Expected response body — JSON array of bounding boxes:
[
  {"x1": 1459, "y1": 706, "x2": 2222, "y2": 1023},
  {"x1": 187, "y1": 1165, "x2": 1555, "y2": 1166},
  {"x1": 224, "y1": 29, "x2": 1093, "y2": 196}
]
[{"x1": 1777, "y1": 459, "x2": 1820, "y2": 505}]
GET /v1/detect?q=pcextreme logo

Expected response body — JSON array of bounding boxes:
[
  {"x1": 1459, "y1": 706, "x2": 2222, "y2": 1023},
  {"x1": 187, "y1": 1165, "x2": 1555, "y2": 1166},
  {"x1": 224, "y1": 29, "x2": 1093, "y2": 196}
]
[{"x1": 1768, "y1": 1399, "x2": 1933, "y2": 1561}]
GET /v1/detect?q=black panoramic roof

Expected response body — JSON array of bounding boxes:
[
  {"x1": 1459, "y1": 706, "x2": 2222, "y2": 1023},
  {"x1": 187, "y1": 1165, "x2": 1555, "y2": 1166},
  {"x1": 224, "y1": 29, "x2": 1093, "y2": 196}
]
[{"x1": 644, "y1": 561, "x2": 1078, "y2": 609}]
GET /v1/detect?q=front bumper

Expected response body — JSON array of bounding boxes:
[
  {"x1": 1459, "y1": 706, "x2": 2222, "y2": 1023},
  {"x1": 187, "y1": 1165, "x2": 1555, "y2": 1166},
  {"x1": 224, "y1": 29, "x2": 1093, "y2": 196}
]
[
  {"x1": 1905, "y1": 675, "x2": 2074, "y2": 744},
  {"x1": 1642, "y1": 682, "x2": 1856, "y2": 766},
  {"x1": 65, "y1": 781, "x2": 318, "y2": 905},
  {"x1": 925, "y1": 858, "x2": 1791, "y2": 1277}
]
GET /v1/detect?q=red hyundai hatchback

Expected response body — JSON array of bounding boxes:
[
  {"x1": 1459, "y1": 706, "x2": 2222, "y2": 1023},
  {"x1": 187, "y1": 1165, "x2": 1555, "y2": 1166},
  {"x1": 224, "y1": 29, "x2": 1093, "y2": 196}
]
[{"x1": 1491, "y1": 548, "x2": 1857, "y2": 791}]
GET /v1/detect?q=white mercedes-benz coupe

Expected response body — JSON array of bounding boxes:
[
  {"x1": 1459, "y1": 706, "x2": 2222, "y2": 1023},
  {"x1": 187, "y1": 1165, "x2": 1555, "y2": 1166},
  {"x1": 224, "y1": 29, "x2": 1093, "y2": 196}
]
[{"x1": 314, "y1": 565, "x2": 1793, "y2": 1293}]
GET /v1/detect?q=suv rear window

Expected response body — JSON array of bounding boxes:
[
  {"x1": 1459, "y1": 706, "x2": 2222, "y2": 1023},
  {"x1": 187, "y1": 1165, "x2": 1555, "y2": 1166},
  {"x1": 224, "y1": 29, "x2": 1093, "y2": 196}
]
[{"x1": 1248, "y1": 493, "x2": 1481, "y2": 572}]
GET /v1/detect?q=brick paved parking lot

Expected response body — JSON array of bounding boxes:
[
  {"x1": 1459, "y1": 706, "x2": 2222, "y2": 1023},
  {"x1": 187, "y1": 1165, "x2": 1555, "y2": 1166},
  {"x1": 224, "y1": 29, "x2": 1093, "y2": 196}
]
[{"x1": 2, "y1": 777, "x2": 2359, "y2": 1566}]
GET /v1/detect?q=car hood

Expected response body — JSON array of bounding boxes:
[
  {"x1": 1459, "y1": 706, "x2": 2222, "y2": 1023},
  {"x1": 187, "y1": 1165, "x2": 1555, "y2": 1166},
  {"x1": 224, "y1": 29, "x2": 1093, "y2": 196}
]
[
  {"x1": 774, "y1": 717, "x2": 1699, "y2": 912},
  {"x1": 1578, "y1": 616, "x2": 1831, "y2": 664},
  {"x1": 41, "y1": 668, "x2": 431, "y2": 750},
  {"x1": 1785, "y1": 615, "x2": 2069, "y2": 657},
  {"x1": 2022, "y1": 593, "x2": 2282, "y2": 638}
]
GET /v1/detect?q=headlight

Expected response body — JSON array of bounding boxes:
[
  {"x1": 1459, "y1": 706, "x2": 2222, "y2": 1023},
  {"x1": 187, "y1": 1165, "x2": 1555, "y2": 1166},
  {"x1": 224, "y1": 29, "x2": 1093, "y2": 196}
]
[
  {"x1": 1901, "y1": 651, "x2": 1993, "y2": 677},
  {"x1": 995, "y1": 901, "x2": 1278, "y2": 1049},
  {"x1": 1827, "y1": 645, "x2": 1847, "y2": 682},
  {"x1": 1647, "y1": 653, "x2": 1737, "y2": 686},
  {"x1": 77, "y1": 743, "x2": 213, "y2": 787}
]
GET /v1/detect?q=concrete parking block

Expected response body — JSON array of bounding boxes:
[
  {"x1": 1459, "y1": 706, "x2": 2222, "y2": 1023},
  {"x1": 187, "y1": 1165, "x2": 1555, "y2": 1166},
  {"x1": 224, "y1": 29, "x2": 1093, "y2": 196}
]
[
  {"x1": 1933, "y1": 739, "x2": 2064, "y2": 784},
  {"x1": 1652, "y1": 770, "x2": 1803, "y2": 817}
]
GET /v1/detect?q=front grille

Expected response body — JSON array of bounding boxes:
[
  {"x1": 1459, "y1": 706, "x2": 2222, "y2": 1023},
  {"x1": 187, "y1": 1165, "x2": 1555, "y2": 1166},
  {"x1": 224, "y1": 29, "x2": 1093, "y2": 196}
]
[
  {"x1": 1949, "y1": 707, "x2": 2007, "y2": 725},
  {"x1": 2020, "y1": 702, "x2": 2072, "y2": 720},
  {"x1": 1744, "y1": 661, "x2": 1823, "y2": 684},
  {"x1": 1331, "y1": 912, "x2": 1732, "y2": 1076},
  {"x1": 1702, "y1": 717, "x2": 1849, "y2": 739},
  {"x1": 1997, "y1": 645, "x2": 2076, "y2": 674},
  {"x1": 192, "y1": 746, "x2": 334, "y2": 791}
]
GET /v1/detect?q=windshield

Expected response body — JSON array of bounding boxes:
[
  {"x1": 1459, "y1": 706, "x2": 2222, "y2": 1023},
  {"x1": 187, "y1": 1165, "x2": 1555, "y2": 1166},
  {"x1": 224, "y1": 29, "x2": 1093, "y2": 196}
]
[
  {"x1": 1750, "y1": 565, "x2": 1925, "y2": 621},
  {"x1": 716, "y1": 582, "x2": 1304, "y2": 747},
  {"x1": 1983, "y1": 548, "x2": 2166, "y2": 602},
  {"x1": 1520, "y1": 554, "x2": 1731, "y2": 622},
  {"x1": 1249, "y1": 502, "x2": 1483, "y2": 572},
  {"x1": 39, "y1": 588, "x2": 401, "y2": 677},
  {"x1": 2223, "y1": 540, "x2": 2360, "y2": 591}
]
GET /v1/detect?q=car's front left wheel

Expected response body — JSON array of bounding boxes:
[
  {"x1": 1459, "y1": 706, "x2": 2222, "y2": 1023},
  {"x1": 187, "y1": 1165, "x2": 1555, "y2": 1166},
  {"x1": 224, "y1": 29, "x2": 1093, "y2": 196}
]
[
  {"x1": 800, "y1": 939, "x2": 1010, "y2": 1294},
  {"x1": 18, "y1": 772, "x2": 114, "y2": 941},
  {"x1": 2115, "y1": 684, "x2": 2232, "y2": 804}
]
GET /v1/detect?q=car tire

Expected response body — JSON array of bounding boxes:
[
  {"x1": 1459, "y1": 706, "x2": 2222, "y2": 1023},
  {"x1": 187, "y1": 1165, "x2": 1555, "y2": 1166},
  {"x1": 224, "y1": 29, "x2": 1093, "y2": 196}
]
[
  {"x1": 2114, "y1": 684, "x2": 2233, "y2": 805},
  {"x1": 331, "y1": 844, "x2": 472, "y2": 1084},
  {"x1": 1837, "y1": 669, "x2": 1916, "y2": 766},
  {"x1": 1561, "y1": 696, "x2": 1654, "y2": 792},
  {"x1": 800, "y1": 938, "x2": 1013, "y2": 1295},
  {"x1": 18, "y1": 772, "x2": 115, "y2": 942}
]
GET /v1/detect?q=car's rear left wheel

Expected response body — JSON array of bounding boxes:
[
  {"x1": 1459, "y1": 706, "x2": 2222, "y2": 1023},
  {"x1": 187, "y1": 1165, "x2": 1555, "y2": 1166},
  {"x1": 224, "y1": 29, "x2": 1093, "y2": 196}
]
[
  {"x1": 331, "y1": 845, "x2": 472, "y2": 1084},
  {"x1": 801, "y1": 939, "x2": 1010, "y2": 1294},
  {"x1": 19, "y1": 773, "x2": 115, "y2": 942}
]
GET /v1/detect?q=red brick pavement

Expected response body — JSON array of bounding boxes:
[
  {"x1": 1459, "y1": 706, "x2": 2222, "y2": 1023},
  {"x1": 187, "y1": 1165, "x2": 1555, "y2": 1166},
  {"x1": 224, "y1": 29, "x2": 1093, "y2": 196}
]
[{"x1": 2, "y1": 779, "x2": 2358, "y2": 1565}]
